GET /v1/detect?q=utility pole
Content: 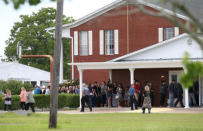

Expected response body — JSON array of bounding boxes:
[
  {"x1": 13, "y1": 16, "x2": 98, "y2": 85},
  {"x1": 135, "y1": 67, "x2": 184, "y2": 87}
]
[{"x1": 49, "y1": 0, "x2": 63, "y2": 128}]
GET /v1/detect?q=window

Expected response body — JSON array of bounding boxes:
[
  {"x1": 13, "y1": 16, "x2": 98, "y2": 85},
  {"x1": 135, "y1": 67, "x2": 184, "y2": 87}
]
[
  {"x1": 164, "y1": 27, "x2": 174, "y2": 40},
  {"x1": 79, "y1": 31, "x2": 88, "y2": 56},
  {"x1": 105, "y1": 30, "x2": 114, "y2": 55}
]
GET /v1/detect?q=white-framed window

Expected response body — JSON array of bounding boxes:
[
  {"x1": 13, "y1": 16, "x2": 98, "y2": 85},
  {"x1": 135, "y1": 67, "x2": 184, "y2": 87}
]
[
  {"x1": 164, "y1": 27, "x2": 174, "y2": 40},
  {"x1": 105, "y1": 30, "x2": 114, "y2": 55},
  {"x1": 79, "y1": 31, "x2": 88, "y2": 56}
]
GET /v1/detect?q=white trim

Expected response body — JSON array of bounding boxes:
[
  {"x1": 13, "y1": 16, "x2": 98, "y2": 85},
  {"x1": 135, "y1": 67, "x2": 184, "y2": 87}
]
[
  {"x1": 74, "y1": 31, "x2": 78, "y2": 55},
  {"x1": 100, "y1": 30, "x2": 104, "y2": 55},
  {"x1": 47, "y1": 0, "x2": 189, "y2": 31},
  {"x1": 109, "y1": 33, "x2": 188, "y2": 62},
  {"x1": 158, "y1": 28, "x2": 163, "y2": 42},
  {"x1": 69, "y1": 60, "x2": 183, "y2": 70},
  {"x1": 174, "y1": 27, "x2": 179, "y2": 36},
  {"x1": 88, "y1": 31, "x2": 93, "y2": 55},
  {"x1": 62, "y1": 0, "x2": 125, "y2": 29},
  {"x1": 136, "y1": 0, "x2": 189, "y2": 20},
  {"x1": 114, "y1": 29, "x2": 119, "y2": 54}
]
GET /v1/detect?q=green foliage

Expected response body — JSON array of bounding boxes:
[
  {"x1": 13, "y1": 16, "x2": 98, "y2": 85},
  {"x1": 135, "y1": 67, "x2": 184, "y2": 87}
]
[
  {"x1": 0, "y1": 95, "x2": 20, "y2": 110},
  {"x1": 0, "y1": 80, "x2": 33, "y2": 95},
  {"x1": 3, "y1": 0, "x2": 56, "y2": 9},
  {"x1": 180, "y1": 53, "x2": 203, "y2": 88},
  {"x1": 34, "y1": 94, "x2": 50, "y2": 109},
  {"x1": 5, "y1": 8, "x2": 74, "y2": 79},
  {"x1": 0, "y1": 94, "x2": 79, "y2": 110}
]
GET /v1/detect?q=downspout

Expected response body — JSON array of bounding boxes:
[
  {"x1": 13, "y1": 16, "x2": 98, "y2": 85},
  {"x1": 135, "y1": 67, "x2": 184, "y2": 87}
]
[{"x1": 126, "y1": 0, "x2": 129, "y2": 53}]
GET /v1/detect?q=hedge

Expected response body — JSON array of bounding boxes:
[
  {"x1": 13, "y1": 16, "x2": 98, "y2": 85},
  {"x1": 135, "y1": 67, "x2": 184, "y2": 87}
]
[
  {"x1": 0, "y1": 80, "x2": 33, "y2": 95},
  {"x1": 0, "y1": 94, "x2": 79, "y2": 110}
]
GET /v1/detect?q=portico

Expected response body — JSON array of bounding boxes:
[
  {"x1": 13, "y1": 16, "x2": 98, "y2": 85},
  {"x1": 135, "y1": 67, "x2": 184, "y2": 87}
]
[{"x1": 69, "y1": 34, "x2": 203, "y2": 108}]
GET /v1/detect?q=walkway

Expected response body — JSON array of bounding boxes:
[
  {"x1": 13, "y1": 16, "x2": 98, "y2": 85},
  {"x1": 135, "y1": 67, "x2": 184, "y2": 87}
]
[{"x1": 37, "y1": 107, "x2": 203, "y2": 115}]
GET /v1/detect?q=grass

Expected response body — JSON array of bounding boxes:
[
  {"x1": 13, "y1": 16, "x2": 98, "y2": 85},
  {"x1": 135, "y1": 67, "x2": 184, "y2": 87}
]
[{"x1": 0, "y1": 112, "x2": 203, "y2": 131}]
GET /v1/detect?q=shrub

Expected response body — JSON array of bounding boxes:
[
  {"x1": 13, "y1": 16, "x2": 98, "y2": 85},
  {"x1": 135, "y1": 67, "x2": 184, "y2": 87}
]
[
  {"x1": 0, "y1": 95, "x2": 20, "y2": 110},
  {"x1": 0, "y1": 80, "x2": 33, "y2": 95},
  {"x1": 0, "y1": 94, "x2": 79, "y2": 110},
  {"x1": 34, "y1": 94, "x2": 50, "y2": 109}
]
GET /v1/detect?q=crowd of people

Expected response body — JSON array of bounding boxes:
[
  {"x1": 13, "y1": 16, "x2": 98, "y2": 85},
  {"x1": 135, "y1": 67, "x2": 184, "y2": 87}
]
[
  {"x1": 33, "y1": 85, "x2": 80, "y2": 95},
  {"x1": 80, "y1": 80, "x2": 154, "y2": 113},
  {"x1": 1, "y1": 79, "x2": 199, "y2": 113}
]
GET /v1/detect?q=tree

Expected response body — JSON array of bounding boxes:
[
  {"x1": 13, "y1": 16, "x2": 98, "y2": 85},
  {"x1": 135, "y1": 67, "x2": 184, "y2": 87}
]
[
  {"x1": 49, "y1": 0, "x2": 63, "y2": 128},
  {"x1": 5, "y1": 7, "x2": 74, "y2": 79},
  {"x1": 4, "y1": 0, "x2": 66, "y2": 128}
]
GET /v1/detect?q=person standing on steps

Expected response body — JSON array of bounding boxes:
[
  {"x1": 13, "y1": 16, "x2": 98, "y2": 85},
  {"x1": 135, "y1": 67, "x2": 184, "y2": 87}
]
[
  {"x1": 81, "y1": 83, "x2": 92, "y2": 112},
  {"x1": 160, "y1": 81, "x2": 167, "y2": 107},
  {"x1": 128, "y1": 84, "x2": 137, "y2": 110},
  {"x1": 174, "y1": 82, "x2": 184, "y2": 107},
  {"x1": 142, "y1": 85, "x2": 152, "y2": 114},
  {"x1": 169, "y1": 80, "x2": 175, "y2": 107}
]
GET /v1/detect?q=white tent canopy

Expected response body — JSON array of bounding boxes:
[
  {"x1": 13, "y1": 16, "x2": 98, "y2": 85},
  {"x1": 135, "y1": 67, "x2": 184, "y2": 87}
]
[{"x1": 0, "y1": 62, "x2": 50, "y2": 85}]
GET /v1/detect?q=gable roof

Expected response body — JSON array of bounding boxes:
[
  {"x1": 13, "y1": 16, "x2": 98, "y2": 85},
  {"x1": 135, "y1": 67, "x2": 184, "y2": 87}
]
[
  {"x1": 0, "y1": 62, "x2": 50, "y2": 81},
  {"x1": 65, "y1": 0, "x2": 189, "y2": 28},
  {"x1": 109, "y1": 33, "x2": 190, "y2": 62},
  {"x1": 47, "y1": 0, "x2": 194, "y2": 31},
  {"x1": 142, "y1": 0, "x2": 203, "y2": 22}
]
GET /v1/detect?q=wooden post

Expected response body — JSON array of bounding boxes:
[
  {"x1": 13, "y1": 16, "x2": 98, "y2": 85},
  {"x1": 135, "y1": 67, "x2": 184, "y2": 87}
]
[{"x1": 49, "y1": 0, "x2": 63, "y2": 128}]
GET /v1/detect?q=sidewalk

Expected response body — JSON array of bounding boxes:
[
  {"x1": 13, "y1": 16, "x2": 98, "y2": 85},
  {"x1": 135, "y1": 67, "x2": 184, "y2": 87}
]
[
  {"x1": 37, "y1": 107, "x2": 203, "y2": 115},
  {"x1": 1, "y1": 107, "x2": 203, "y2": 115}
]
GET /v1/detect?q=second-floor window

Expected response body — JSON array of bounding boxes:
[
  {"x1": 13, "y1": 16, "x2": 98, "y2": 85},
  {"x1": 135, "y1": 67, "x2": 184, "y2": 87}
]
[
  {"x1": 105, "y1": 30, "x2": 114, "y2": 55},
  {"x1": 164, "y1": 27, "x2": 174, "y2": 40},
  {"x1": 79, "y1": 31, "x2": 88, "y2": 56}
]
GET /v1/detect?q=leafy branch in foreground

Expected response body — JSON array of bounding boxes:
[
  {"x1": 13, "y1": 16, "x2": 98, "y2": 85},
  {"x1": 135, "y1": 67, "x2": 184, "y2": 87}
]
[
  {"x1": 180, "y1": 53, "x2": 203, "y2": 88},
  {"x1": 3, "y1": 0, "x2": 56, "y2": 9}
]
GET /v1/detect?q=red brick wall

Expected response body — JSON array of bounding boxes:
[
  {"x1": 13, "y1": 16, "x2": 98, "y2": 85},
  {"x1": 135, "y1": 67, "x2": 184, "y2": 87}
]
[
  {"x1": 72, "y1": 67, "x2": 110, "y2": 84},
  {"x1": 112, "y1": 68, "x2": 183, "y2": 106},
  {"x1": 69, "y1": 4, "x2": 185, "y2": 85},
  {"x1": 70, "y1": 5, "x2": 184, "y2": 64}
]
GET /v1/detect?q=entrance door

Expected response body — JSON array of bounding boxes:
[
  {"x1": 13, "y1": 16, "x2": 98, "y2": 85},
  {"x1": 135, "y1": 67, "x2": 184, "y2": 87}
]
[
  {"x1": 169, "y1": 71, "x2": 182, "y2": 84},
  {"x1": 169, "y1": 70, "x2": 184, "y2": 105}
]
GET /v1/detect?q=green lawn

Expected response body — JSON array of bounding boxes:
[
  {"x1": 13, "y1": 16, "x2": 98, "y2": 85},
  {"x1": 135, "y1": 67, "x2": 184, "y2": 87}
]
[{"x1": 0, "y1": 112, "x2": 203, "y2": 131}]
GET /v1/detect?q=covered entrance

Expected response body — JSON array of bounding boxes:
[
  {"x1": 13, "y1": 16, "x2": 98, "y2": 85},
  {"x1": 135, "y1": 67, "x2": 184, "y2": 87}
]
[
  {"x1": 71, "y1": 60, "x2": 191, "y2": 108},
  {"x1": 69, "y1": 34, "x2": 203, "y2": 108}
]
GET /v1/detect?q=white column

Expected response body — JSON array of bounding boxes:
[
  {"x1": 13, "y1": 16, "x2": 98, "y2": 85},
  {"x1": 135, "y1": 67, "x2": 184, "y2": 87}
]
[
  {"x1": 183, "y1": 68, "x2": 189, "y2": 108},
  {"x1": 59, "y1": 42, "x2": 63, "y2": 83},
  {"x1": 184, "y1": 88, "x2": 189, "y2": 108},
  {"x1": 129, "y1": 68, "x2": 135, "y2": 85},
  {"x1": 79, "y1": 69, "x2": 83, "y2": 108},
  {"x1": 109, "y1": 69, "x2": 112, "y2": 83}
]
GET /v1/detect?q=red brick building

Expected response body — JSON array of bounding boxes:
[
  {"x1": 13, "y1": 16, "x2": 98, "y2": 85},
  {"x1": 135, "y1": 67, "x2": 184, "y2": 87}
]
[{"x1": 52, "y1": 0, "x2": 203, "y2": 107}]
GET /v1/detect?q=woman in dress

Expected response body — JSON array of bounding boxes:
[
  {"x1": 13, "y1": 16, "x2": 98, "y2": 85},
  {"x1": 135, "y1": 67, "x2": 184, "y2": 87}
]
[
  {"x1": 4, "y1": 89, "x2": 12, "y2": 111},
  {"x1": 142, "y1": 84, "x2": 152, "y2": 114}
]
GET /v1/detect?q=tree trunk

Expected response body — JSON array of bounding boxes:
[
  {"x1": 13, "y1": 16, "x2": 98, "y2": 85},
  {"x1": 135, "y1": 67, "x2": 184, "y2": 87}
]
[{"x1": 49, "y1": 0, "x2": 63, "y2": 128}]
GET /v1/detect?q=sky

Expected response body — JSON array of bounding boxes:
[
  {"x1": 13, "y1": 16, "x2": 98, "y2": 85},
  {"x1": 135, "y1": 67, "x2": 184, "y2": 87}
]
[{"x1": 0, "y1": 0, "x2": 114, "y2": 59}]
